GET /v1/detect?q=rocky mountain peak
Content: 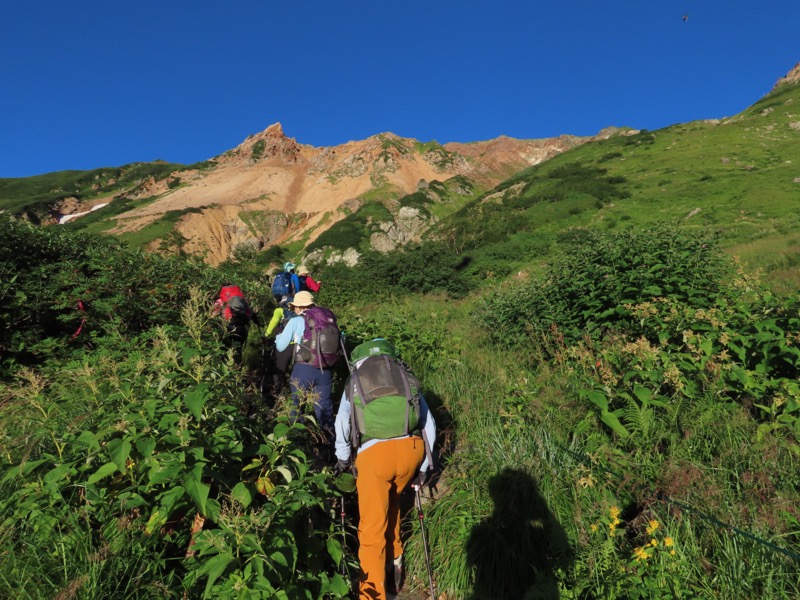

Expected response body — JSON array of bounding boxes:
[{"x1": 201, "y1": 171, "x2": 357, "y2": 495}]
[
  {"x1": 772, "y1": 62, "x2": 800, "y2": 90},
  {"x1": 263, "y1": 122, "x2": 286, "y2": 138},
  {"x1": 217, "y1": 122, "x2": 304, "y2": 165}
]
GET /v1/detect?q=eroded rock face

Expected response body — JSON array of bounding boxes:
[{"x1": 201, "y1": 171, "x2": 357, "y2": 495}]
[
  {"x1": 54, "y1": 196, "x2": 82, "y2": 215},
  {"x1": 174, "y1": 206, "x2": 275, "y2": 265},
  {"x1": 370, "y1": 207, "x2": 432, "y2": 253},
  {"x1": 773, "y1": 62, "x2": 800, "y2": 90},
  {"x1": 326, "y1": 247, "x2": 361, "y2": 267}
]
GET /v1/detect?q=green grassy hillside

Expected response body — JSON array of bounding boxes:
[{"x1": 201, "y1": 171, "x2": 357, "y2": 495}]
[
  {"x1": 436, "y1": 79, "x2": 800, "y2": 289},
  {"x1": 0, "y1": 161, "x2": 213, "y2": 223}
]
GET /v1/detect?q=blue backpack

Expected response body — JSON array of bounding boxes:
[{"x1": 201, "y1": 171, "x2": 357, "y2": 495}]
[{"x1": 272, "y1": 272, "x2": 291, "y2": 297}]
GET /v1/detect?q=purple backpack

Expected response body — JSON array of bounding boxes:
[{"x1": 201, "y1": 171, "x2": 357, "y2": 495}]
[{"x1": 296, "y1": 306, "x2": 341, "y2": 369}]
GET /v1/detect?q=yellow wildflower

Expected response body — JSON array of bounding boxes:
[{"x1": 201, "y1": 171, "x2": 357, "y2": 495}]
[
  {"x1": 670, "y1": 550, "x2": 676, "y2": 556},
  {"x1": 633, "y1": 546, "x2": 650, "y2": 562},
  {"x1": 650, "y1": 538, "x2": 658, "y2": 547},
  {"x1": 645, "y1": 520, "x2": 659, "y2": 535},
  {"x1": 664, "y1": 537, "x2": 674, "y2": 547},
  {"x1": 590, "y1": 523, "x2": 598, "y2": 532}
]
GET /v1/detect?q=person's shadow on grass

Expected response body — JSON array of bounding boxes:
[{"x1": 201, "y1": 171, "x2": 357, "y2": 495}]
[{"x1": 466, "y1": 468, "x2": 571, "y2": 600}]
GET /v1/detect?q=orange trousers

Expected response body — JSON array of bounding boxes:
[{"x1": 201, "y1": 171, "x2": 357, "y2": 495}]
[{"x1": 354, "y1": 436, "x2": 425, "y2": 600}]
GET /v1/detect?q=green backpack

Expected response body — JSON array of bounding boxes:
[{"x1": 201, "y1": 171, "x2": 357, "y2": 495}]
[{"x1": 346, "y1": 353, "x2": 421, "y2": 448}]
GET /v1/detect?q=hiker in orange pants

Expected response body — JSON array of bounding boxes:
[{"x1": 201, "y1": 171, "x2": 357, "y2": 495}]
[
  {"x1": 356, "y1": 437, "x2": 425, "y2": 598},
  {"x1": 334, "y1": 339, "x2": 436, "y2": 600}
]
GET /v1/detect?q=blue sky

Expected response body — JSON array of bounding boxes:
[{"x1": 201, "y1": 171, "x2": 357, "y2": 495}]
[{"x1": 1, "y1": 0, "x2": 798, "y2": 177}]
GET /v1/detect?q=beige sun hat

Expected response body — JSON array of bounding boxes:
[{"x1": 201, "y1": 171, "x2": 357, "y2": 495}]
[
  {"x1": 289, "y1": 291, "x2": 315, "y2": 308},
  {"x1": 297, "y1": 265, "x2": 309, "y2": 275}
]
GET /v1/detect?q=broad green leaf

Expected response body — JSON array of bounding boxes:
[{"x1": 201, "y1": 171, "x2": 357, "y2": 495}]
[
  {"x1": 326, "y1": 537, "x2": 343, "y2": 566},
  {"x1": 275, "y1": 466, "x2": 293, "y2": 484},
  {"x1": 108, "y1": 438, "x2": 132, "y2": 472},
  {"x1": 2, "y1": 459, "x2": 47, "y2": 483},
  {"x1": 321, "y1": 572, "x2": 350, "y2": 596},
  {"x1": 231, "y1": 482, "x2": 254, "y2": 508},
  {"x1": 43, "y1": 464, "x2": 72, "y2": 484},
  {"x1": 75, "y1": 430, "x2": 100, "y2": 451},
  {"x1": 157, "y1": 485, "x2": 186, "y2": 514},
  {"x1": 119, "y1": 492, "x2": 148, "y2": 508},
  {"x1": 145, "y1": 509, "x2": 166, "y2": 534},
  {"x1": 87, "y1": 462, "x2": 119, "y2": 485},
  {"x1": 600, "y1": 410, "x2": 629, "y2": 438},
  {"x1": 185, "y1": 384, "x2": 211, "y2": 421},
  {"x1": 727, "y1": 342, "x2": 746, "y2": 362},
  {"x1": 136, "y1": 436, "x2": 156, "y2": 458},
  {"x1": 184, "y1": 475, "x2": 210, "y2": 515},
  {"x1": 756, "y1": 422, "x2": 774, "y2": 443},
  {"x1": 243, "y1": 458, "x2": 264, "y2": 472},
  {"x1": 205, "y1": 498, "x2": 222, "y2": 521},
  {"x1": 148, "y1": 461, "x2": 182, "y2": 486},
  {"x1": 632, "y1": 385, "x2": 653, "y2": 406},
  {"x1": 582, "y1": 389, "x2": 609, "y2": 411},
  {"x1": 201, "y1": 552, "x2": 234, "y2": 597},
  {"x1": 270, "y1": 549, "x2": 290, "y2": 568}
]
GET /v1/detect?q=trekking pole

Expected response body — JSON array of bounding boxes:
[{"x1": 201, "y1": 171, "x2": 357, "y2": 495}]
[
  {"x1": 339, "y1": 496, "x2": 348, "y2": 577},
  {"x1": 412, "y1": 482, "x2": 436, "y2": 600},
  {"x1": 253, "y1": 320, "x2": 268, "y2": 396},
  {"x1": 340, "y1": 332, "x2": 353, "y2": 373}
]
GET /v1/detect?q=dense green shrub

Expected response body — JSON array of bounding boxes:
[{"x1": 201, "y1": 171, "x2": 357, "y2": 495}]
[
  {"x1": 0, "y1": 216, "x2": 274, "y2": 377},
  {"x1": 399, "y1": 191, "x2": 433, "y2": 216},
  {"x1": 480, "y1": 224, "x2": 800, "y2": 442},
  {"x1": 318, "y1": 242, "x2": 473, "y2": 307},
  {"x1": 480, "y1": 225, "x2": 728, "y2": 345},
  {"x1": 306, "y1": 202, "x2": 393, "y2": 253}
]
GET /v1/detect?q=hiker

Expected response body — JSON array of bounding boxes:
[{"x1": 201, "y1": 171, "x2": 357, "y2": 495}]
[
  {"x1": 213, "y1": 284, "x2": 259, "y2": 365},
  {"x1": 274, "y1": 291, "x2": 340, "y2": 437},
  {"x1": 271, "y1": 262, "x2": 301, "y2": 303},
  {"x1": 334, "y1": 339, "x2": 436, "y2": 600},
  {"x1": 297, "y1": 265, "x2": 321, "y2": 293},
  {"x1": 264, "y1": 295, "x2": 294, "y2": 396}
]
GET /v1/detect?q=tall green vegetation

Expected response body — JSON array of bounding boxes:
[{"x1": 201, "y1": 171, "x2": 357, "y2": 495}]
[
  {"x1": 0, "y1": 217, "x2": 352, "y2": 598},
  {"x1": 4, "y1": 213, "x2": 800, "y2": 598}
]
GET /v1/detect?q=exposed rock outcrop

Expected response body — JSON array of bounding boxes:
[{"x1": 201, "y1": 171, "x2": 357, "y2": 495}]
[
  {"x1": 370, "y1": 207, "x2": 432, "y2": 253},
  {"x1": 772, "y1": 62, "x2": 800, "y2": 90}
]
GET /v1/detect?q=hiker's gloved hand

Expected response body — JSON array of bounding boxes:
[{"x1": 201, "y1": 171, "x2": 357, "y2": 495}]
[
  {"x1": 334, "y1": 459, "x2": 351, "y2": 475},
  {"x1": 414, "y1": 469, "x2": 429, "y2": 488}
]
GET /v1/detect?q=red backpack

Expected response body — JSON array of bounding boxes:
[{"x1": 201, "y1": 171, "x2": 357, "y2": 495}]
[{"x1": 219, "y1": 285, "x2": 252, "y2": 321}]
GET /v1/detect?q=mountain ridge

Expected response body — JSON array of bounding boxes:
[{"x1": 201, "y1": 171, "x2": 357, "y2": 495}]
[{"x1": 92, "y1": 125, "x2": 617, "y2": 264}]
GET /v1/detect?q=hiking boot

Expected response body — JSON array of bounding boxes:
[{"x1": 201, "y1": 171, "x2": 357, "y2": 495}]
[{"x1": 385, "y1": 555, "x2": 404, "y2": 594}]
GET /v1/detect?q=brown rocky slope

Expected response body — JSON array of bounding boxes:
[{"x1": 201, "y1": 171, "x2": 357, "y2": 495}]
[{"x1": 104, "y1": 123, "x2": 617, "y2": 264}]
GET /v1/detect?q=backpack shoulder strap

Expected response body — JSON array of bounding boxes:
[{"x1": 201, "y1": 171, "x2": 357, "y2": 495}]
[
  {"x1": 348, "y1": 371, "x2": 370, "y2": 449},
  {"x1": 394, "y1": 356, "x2": 413, "y2": 434},
  {"x1": 397, "y1": 361, "x2": 434, "y2": 470}
]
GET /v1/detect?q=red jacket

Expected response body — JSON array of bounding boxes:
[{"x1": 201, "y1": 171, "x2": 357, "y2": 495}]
[{"x1": 300, "y1": 275, "x2": 321, "y2": 293}]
